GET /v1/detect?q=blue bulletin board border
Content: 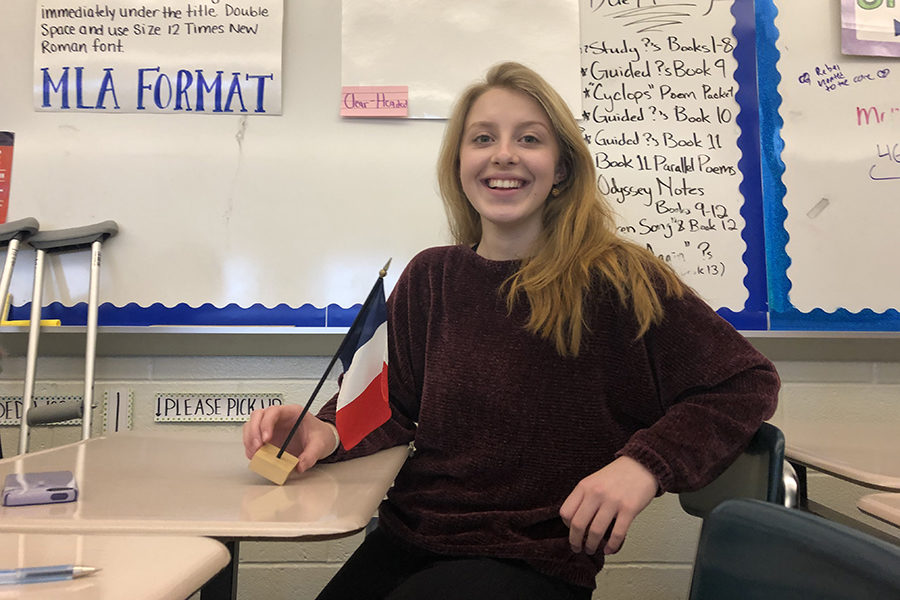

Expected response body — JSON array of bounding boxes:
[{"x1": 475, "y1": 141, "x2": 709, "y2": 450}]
[
  {"x1": 722, "y1": 0, "x2": 769, "y2": 331},
  {"x1": 6, "y1": 301, "x2": 362, "y2": 327},
  {"x1": 756, "y1": 0, "x2": 900, "y2": 331}
]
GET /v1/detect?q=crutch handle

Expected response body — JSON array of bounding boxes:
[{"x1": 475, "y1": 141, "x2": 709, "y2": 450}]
[
  {"x1": 0, "y1": 217, "x2": 40, "y2": 245},
  {"x1": 28, "y1": 220, "x2": 118, "y2": 252},
  {"x1": 26, "y1": 401, "x2": 84, "y2": 426}
]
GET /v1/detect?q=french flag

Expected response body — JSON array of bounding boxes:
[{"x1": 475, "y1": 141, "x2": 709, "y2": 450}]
[{"x1": 335, "y1": 278, "x2": 391, "y2": 449}]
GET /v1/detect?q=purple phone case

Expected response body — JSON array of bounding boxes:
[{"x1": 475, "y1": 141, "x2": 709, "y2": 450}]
[{"x1": 2, "y1": 471, "x2": 78, "y2": 506}]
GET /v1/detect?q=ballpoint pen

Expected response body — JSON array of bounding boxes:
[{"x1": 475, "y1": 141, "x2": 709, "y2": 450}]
[{"x1": 0, "y1": 565, "x2": 100, "y2": 585}]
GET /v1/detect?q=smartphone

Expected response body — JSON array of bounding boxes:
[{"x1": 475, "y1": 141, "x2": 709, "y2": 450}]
[{"x1": 2, "y1": 471, "x2": 78, "y2": 506}]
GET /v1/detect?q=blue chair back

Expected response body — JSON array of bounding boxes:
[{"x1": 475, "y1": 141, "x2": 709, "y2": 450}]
[{"x1": 689, "y1": 498, "x2": 900, "y2": 600}]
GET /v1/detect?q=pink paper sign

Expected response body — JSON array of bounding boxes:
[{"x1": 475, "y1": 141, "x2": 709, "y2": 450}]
[{"x1": 341, "y1": 86, "x2": 409, "y2": 117}]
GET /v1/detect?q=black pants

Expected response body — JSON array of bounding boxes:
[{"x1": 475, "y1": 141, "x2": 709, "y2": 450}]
[{"x1": 316, "y1": 528, "x2": 592, "y2": 600}]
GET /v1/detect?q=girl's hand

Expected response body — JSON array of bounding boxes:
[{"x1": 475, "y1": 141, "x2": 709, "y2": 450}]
[
  {"x1": 243, "y1": 405, "x2": 338, "y2": 473},
  {"x1": 559, "y1": 456, "x2": 659, "y2": 555}
]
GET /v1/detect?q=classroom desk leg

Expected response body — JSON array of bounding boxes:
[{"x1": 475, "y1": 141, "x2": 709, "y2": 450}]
[
  {"x1": 791, "y1": 461, "x2": 809, "y2": 510},
  {"x1": 200, "y1": 539, "x2": 239, "y2": 600}
]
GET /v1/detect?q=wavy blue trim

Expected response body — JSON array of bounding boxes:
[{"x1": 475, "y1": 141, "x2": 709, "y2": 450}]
[
  {"x1": 770, "y1": 307, "x2": 900, "y2": 331},
  {"x1": 716, "y1": 307, "x2": 761, "y2": 331},
  {"x1": 6, "y1": 300, "x2": 778, "y2": 331},
  {"x1": 730, "y1": 0, "x2": 768, "y2": 330},
  {"x1": 326, "y1": 304, "x2": 364, "y2": 328},
  {"x1": 5, "y1": 302, "x2": 363, "y2": 327},
  {"x1": 757, "y1": 0, "x2": 791, "y2": 316}
]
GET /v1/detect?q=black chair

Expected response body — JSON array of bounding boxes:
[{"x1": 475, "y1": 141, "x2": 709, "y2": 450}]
[
  {"x1": 680, "y1": 422, "x2": 787, "y2": 518},
  {"x1": 688, "y1": 498, "x2": 900, "y2": 599}
]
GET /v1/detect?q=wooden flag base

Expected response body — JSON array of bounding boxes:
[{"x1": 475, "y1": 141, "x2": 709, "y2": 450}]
[{"x1": 249, "y1": 443, "x2": 299, "y2": 485}]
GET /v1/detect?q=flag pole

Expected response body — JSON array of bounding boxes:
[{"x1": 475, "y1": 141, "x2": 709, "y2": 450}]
[{"x1": 277, "y1": 259, "x2": 391, "y2": 458}]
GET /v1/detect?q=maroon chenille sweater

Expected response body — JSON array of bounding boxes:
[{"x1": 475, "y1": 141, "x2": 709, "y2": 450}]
[{"x1": 317, "y1": 245, "x2": 779, "y2": 589}]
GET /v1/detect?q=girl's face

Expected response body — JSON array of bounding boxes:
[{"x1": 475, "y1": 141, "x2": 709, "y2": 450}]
[{"x1": 459, "y1": 87, "x2": 564, "y2": 252}]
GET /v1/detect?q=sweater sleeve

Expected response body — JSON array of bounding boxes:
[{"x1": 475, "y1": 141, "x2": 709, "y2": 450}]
[
  {"x1": 616, "y1": 290, "x2": 780, "y2": 493},
  {"x1": 316, "y1": 259, "x2": 422, "y2": 461}
]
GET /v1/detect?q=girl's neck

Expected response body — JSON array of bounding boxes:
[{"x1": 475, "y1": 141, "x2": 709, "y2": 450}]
[{"x1": 474, "y1": 232, "x2": 538, "y2": 261}]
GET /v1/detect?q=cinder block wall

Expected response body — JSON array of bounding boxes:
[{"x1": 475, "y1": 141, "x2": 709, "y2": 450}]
[{"x1": 1, "y1": 340, "x2": 898, "y2": 599}]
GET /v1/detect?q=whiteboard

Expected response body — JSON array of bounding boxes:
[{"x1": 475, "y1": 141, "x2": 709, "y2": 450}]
[
  {"x1": 777, "y1": 0, "x2": 899, "y2": 312},
  {"x1": 760, "y1": 0, "x2": 900, "y2": 330},
  {"x1": 580, "y1": 0, "x2": 754, "y2": 315},
  {"x1": 341, "y1": 0, "x2": 582, "y2": 119},
  {"x1": 2, "y1": 0, "x2": 447, "y2": 320},
  {"x1": 1, "y1": 0, "x2": 773, "y2": 329}
]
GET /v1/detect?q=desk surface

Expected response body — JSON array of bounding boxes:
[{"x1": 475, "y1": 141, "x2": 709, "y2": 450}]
[
  {"x1": 857, "y1": 493, "x2": 900, "y2": 529},
  {"x1": 0, "y1": 532, "x2": 229, "y2": 599},
  {"x1": 770, "y1": 419, "x2": 900, "y2": 491},
  {"x1": 0, "y1": 431, "x2": 409, "y2": 539}
]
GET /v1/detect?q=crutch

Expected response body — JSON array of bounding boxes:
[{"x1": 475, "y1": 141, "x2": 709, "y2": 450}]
[
  {"x1": 0, "y1": 217, "x2": 39, "y2": 322},
  {"x1": 18, "y1": 221, "x2": 118, "y2": 454}
]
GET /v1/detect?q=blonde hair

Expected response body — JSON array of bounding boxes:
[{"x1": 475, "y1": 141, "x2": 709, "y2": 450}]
[{"x1": 438, "y1": 62, "x2": 685, "y2": 356}]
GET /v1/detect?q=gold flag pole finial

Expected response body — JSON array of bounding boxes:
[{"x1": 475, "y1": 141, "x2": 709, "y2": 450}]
[{"x1": 379, "y1": 258, "x2": 392, "y2": 279}]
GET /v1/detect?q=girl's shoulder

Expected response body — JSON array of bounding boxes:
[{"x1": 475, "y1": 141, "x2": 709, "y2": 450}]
[
  {"x1": 402, "y1": 245, "x2": 461, "y2": 278},
  {"x1": 397, "y1": 245, "x2": 464, "y2": 288},
  {"x1": 409, "y1": 244, "x2": 460, "y2": 264}
]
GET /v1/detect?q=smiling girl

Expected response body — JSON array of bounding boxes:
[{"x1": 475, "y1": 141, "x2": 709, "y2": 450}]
[{"x1": 244, "y1": 62, "x2": 779, "y2": 599}]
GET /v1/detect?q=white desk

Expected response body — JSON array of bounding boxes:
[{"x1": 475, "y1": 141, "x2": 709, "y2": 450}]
[
  {"x1": 0, "y1": 431, "x2": 410, "y2": 598},
  {"x1": 770, "y1": 418, "x2": 900, "y2": 543},
  {"x1": 772, "y1": 420, "x2": 900, "y2": 491},
  {"x1": 0, "y1": 532, "x2": 229, "y2": 599},
  {"x1": 857, "y1": 493, "x2": 900, "y2": 530}
]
